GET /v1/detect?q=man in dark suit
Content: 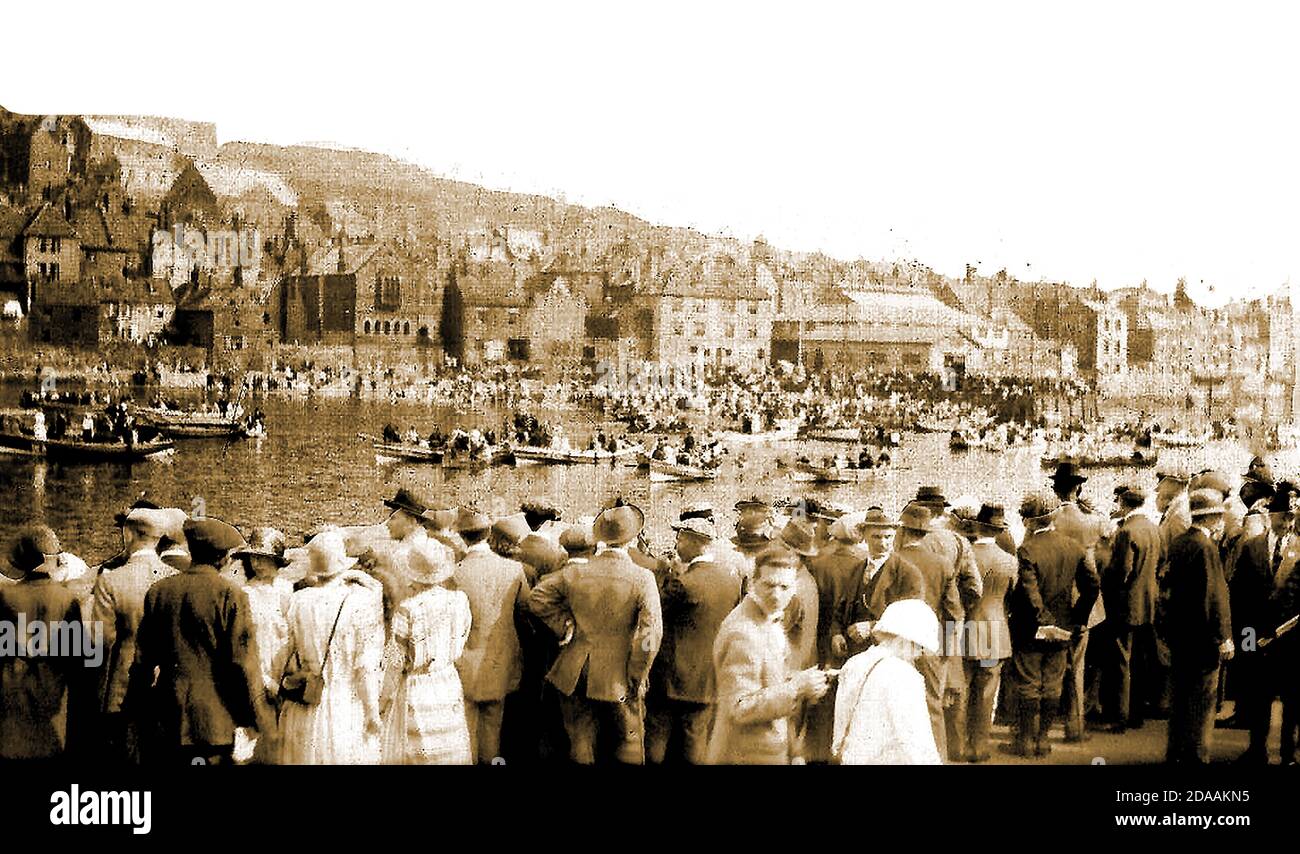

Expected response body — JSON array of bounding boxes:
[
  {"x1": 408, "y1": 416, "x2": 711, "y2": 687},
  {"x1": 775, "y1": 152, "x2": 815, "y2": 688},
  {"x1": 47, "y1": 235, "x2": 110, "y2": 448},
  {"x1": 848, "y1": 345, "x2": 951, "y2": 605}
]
[
  {"x1": 1230, "y1": 490, "x2": 1294, "y2": 762},
  {"x1": 1006, "y1": 490, "x2": 1100, "y2": 758},
  {"x1": 1162, "y1": 489, "x2": 1234, "y2": 764},
  {"x1": 89, "y1": 507, "x2": 178, "y2": 764},
  {"x1": 126, "y1": 518, "x2": 275, "y2": 765},
  {"x1": 831, "y1": 507, "x2": 898, "y2": 658},
  {"x1": 646, "y1": 518, "x2": 742, "y2": 764},
  {"x1": 529, "y1": 503, "x2": 663, "y2": 764},
  {"x1": 1152, "y1": 467, "x2": 1192, "y2": 718},
  {"x1": 453, "y1": 509, "x2": 532, "y2": 765},
  {"x1": 1100, "y1": 486, "x2": 1161, "y2": 732}
]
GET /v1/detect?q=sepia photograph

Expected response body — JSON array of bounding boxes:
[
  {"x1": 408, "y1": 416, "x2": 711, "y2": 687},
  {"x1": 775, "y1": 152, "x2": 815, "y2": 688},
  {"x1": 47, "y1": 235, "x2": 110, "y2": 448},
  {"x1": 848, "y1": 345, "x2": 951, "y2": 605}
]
[{"x1": 0, "y1": 0, "x2": 1294, "y2": 837}]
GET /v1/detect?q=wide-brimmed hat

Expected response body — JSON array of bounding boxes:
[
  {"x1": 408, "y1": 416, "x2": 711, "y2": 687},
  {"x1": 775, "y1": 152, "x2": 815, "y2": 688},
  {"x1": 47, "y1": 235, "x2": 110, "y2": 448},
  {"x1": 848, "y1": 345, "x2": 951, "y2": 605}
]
[
  {"x1": 672, "y1": 517, "x2": 717, "y2": 541},
  {"x1": 401, "y1": 539, "x2": 455, "y2": 586},
  {"x1": 1240, "y1": 478, "x2": 1275, "y2": 509},
  {"x1": 183, "y1": 517, "x2": 246, "y2": 567},
  {"x1": 1189, "y1": 488, "x2": 1226, "y2": 517},
  {"x1": 233, "y1": 527, "x2": 289, "y2": 567},
  {"x1": 1050, "y1": 461, "x2": 1088, "y2": 486},
  {"x1": 914, "y1": 486, "x2": 950, "y2": 508},
  {"x1": 593, "y1": 503, "x2": 645, "y2": 546},
  {"x1": 898, "y1": 503, "x2": 934, "y2": 533},
  {"x1": 973, "y1": 503, "x2": 1009, "y2": 533},
  {"x1": 734, "y1": 497, "x2": 770, "y2": 514},
  {"x1": 873, "y1": 599, "x2": 940, "y2": 654},
  {"x1": 6, "y1": 524, "x2": 60, "y2": 577},
  {"x1": 521, "y1": 499, "x2": 562, "y2": 527},
  {"x1": 492, "y1": 513, "x2": 532, "y2": 546},
  {"x1": 1020, "y1": 490, "x2": 1062, "y2": 521},
  {"x1": 383, "y1": 487, "x2": 427, "y2": 517},
  {"x1": 121, "y1": 507, "x2": 172, "y2": 540},
  {"x1": 306, "y1": 529, "x2": 358, "y2": 578},
  {"x1": 779, "y1": 517, "x2": 819, "y2": 557},
  {"x1": 518, "y1": 533, "x2": 566, "y2": 575},
  {"x1": 455, "y1": 507, "x2": 492, "y2": 534},
  {"x1": 1115, "y1": 485, "x2": 1148, "y2": 507},
  {"x1": 114, "y1": 496, "x2": 160, "y2": 527}
]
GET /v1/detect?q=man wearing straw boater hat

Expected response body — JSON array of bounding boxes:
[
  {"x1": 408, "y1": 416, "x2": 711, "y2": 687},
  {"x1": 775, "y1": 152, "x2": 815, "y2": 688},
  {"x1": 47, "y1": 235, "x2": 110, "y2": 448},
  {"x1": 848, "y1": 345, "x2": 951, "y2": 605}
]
[
  {"x1": 1163, "y1": 488, "x2": 1234, "y2": 764},
  {"x1": 89, "y1": 507, "x2": 179, "y2": 764},
  {"x1": 646, "y1": 516, "x2": 741, "y2": 765},
  {"x1": 453, "y1": 507, "x2": 532, "y2": 765},
  {"x1": 1048, "y1": 460, "x2": 1113, "y2": 744},
  {"x1": 957, "y1": 503, "x2": 1020, "y2": 762},
  {"x1": 1098, "y1": 485, "x2": 1161, "y2": 734},
  {"x1": 126, "y1": 517, "x2": 275, "y2": 765},
  {"x1": 864, "y1": 502, "x2": 961, "y2": 759},
  {"x1": 529, "y1": 502, "x2": 662, "y2": 764},
  {"x1": 1005, "y1": 489, "x2": 1099, "y2": 758}
]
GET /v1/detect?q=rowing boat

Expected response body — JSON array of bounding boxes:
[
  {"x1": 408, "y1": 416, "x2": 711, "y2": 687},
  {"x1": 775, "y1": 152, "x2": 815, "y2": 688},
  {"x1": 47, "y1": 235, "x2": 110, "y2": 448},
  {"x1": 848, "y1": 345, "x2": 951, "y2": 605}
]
[
  {"x1": 788, "y1": 461, "x2": 885, "y2": 484},
  {"x1": 647, "y1": 459, "x2": 719, "y2": 483},
  {"x1": 512, "y1": 443, "x2": 644, "y2": 465},
  {"x1": 0, "y1": 432, "x2": 175, "y2": 463}
]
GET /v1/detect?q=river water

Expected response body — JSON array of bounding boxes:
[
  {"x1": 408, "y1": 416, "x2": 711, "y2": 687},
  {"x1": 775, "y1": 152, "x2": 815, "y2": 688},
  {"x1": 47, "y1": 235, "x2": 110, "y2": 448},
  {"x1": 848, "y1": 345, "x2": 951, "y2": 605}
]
[{"x1": 0, "y1": 389, "x2": 1287, "y2": 567}]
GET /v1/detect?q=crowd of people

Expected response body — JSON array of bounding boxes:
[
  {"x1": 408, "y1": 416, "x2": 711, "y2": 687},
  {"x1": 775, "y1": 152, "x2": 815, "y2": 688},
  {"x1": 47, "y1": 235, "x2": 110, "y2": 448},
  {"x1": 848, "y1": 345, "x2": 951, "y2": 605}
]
[{"x1": 2, "y1": 449, "x2": 1296, "y2": 766}]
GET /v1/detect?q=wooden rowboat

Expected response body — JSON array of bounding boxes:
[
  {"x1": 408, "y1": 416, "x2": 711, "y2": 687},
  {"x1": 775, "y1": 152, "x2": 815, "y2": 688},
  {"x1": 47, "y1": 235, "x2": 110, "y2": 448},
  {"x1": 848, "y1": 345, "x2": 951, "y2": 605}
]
[{"x1": 0, "y1": 432, "x2": 175, "y2": 463}]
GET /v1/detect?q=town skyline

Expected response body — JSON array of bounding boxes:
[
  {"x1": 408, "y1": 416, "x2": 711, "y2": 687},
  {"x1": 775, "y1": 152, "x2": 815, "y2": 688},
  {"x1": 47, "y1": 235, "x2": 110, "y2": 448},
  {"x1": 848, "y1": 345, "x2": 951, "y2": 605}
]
[{"x1": 3, "y1": 1, "x2": 1295, "y2": 307}]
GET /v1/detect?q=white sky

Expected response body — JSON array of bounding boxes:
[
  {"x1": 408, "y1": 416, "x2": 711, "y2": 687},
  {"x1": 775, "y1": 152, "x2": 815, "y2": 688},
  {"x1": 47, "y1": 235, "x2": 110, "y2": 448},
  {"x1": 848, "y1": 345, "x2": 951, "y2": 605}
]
[{"x1": 3, "y1": 0, "x2": 1296, "y2": 305}]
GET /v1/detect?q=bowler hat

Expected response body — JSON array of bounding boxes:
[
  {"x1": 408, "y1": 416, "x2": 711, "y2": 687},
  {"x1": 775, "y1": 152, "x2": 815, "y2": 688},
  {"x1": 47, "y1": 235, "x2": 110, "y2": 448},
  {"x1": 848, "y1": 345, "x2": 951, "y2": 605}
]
[
  {"x1": 858, "y1": 507, "x2": 900, "y2": 528},
  {"x1": 593, "y1": 503, "x2": 644, "y2": 546},
  {"x1": 1240, "y1": 478, "x2": 1275, "y2": 509},
  {"x1": 732, "y1": 514, "x2": 772, "y2": 548},
  {"x1": 383, "y1": 488, "x2": 427, "y2": 517},
  {"x1": 1189, "y1": 488, "x2": 1226, "y2": 518},
  {"x1": 779, "y1": 517, "x2": 819, "y2": 557},
  {"x1": 898, "y1": 503, "x2": 935, "y2": 533},
  {"x1": 672, "y1": 517, "x2": 717, "y2": 541},
  {"x1": 914, "y1": 486, "x2": 950, "y2": 508},
  {"x1": 182, "y1": 517, "x2": 246, "y2": 567},
  {"x1": 559, "y1": 521, "x2": 595, "y2": 555},
  {"x1": 233, "y1": 527, "x2": 289, "y2": 568}
]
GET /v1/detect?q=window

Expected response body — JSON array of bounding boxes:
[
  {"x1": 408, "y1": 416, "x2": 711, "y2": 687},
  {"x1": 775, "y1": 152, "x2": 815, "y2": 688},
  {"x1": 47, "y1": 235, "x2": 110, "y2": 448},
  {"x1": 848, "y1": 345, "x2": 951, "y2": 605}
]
[
  {"x1": 51, "y1": 237, "x2": 60, "y2": 253},
  {"x1": 384, "y1": 321, "x2": 391, "y2": 334},
  {"x1": 726, "y1": 323, "x2": 735, "y2": 337},
  {"x1": 364, "y1": 320, "x2": 371, "y2": 334},
  {"x1": 38, "y1": 262, "x2": 47, "y2": 279},
  {"x1": 749, "y1": 327, "x2": 757, "y2": 338},
  {"x1": 403, "y1": 321, "x2": 410, "y2": 335},
  {"x1": 157, "y1": 308, "x2": 165, "y2": 318},
  {"x1": 749, "y1": 302, "x2": 758, "y2": 314},
  {"x1": 38, "y1": 237, "x2": 46, "y2": 252},
  {"x1": 689, "y1": 346, "x2": 698, "y2": 355}
]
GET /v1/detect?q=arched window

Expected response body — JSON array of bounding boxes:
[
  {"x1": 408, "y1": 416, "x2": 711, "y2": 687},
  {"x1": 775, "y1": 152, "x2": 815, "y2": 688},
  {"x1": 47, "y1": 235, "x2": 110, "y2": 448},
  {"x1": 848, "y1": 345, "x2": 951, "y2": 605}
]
[
  {"x1": 364, "y1": 320, "x2": 371, "y2": 334},
  {"x1": 404, "y1": 321, "x2": 410, "y2": 335}
]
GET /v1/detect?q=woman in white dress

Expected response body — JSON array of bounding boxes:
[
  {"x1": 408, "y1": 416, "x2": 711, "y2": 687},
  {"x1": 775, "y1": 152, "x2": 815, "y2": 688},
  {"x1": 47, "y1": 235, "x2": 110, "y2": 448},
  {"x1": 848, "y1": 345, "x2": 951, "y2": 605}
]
[
  {"x1": 832, "y1": 599, "x2": 943, "y2": 765},
  {"x1": 234, "y1": 528, "x2": 294, "y2": 764},
  {"x1": 278, "y1": 530, "x2": 385, "y2": 765},
  {"x1": 380, "y1": 540, "x2": 473, "y2": 764}
]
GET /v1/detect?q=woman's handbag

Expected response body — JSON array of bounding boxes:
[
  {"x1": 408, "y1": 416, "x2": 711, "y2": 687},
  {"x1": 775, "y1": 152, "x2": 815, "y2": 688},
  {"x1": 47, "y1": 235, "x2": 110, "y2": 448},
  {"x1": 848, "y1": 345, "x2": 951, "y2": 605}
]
[{"x1": 279, "y1": 593, "x2": 348, "y2": 706}]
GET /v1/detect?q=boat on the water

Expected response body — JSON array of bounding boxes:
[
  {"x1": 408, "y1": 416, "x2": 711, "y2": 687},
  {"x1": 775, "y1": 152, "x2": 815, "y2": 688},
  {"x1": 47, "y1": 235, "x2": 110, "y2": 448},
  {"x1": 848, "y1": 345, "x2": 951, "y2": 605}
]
[
  {"x1": 373, "y1": 441, "x2": 444, "y2": 463},
  {"x1": 442, "y1": 446, "x2": 514, "y2": 469},
  {"x1": 1152, "y1": 429, "x2": 1211, "y2": 448},
  {"x1": 512, "y1": 443, "x2": 644, "y2": 465},
  {"x1": 788, "y1": 461, "x2": 885, "y2": 484},
  {"x1": 1039, "y1": 450, "x2": 1158, "y2": 469},
  {"x1": 647, "y1": 458, "x2": 719, "y2": 483},
  {"x1": 0, "y1": 432, "x2": 175, "y2": 463},
  {"x1": 133, "y1": 407, "x2": 257, "y2": 439},
  {"x1": 798, "y1": 426, "x2": 865, "y2": 443}
]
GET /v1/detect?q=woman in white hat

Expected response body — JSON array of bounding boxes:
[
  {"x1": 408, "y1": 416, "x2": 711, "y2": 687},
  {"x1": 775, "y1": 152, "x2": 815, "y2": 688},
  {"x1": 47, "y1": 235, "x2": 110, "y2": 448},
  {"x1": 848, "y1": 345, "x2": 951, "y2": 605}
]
[
  {"x1": 278, "y1": 530, "x2": 385, "y2": 765},
  {"x1": 379, "y1": 539, "x2": 473, "y2": 764},
  {"x1": 832, "y1": 599, "x2": 943, "y2": 765}
]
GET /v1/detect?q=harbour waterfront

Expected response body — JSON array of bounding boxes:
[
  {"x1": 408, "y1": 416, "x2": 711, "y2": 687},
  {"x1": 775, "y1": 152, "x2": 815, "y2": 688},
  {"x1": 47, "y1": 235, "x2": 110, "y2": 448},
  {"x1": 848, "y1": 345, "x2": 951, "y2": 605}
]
[{"x1": 0, "y1": 387, "x2": 1281, "y2": 566}]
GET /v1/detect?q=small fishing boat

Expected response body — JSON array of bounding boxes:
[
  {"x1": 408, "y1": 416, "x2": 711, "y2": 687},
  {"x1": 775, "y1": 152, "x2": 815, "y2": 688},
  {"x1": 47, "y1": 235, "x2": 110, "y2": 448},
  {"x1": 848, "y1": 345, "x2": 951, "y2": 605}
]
[
  {"x1": 647, "y1": 458, "x2": 719, "y2": 483},
  {"x1": 373, "y1": 441, "x2": 444, "y2": 464},
  {"x1": 0, "y1": 432, "x2": 175, "y2": 463},
  {"x1": 133, "y1": 407, "x2": 256, "y2": 439}
]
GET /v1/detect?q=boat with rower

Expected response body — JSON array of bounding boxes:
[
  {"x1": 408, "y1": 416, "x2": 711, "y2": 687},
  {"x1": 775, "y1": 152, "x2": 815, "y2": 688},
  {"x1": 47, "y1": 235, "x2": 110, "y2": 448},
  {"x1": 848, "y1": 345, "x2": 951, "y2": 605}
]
[
  {"x1": 1039, "y1": 449, "x2": 1158, "y2": 469},
  {"x1": 131, "y1": 406, "x2": 260, "y2": 439},
  {"x1": 0, "y1": 431, "x2": 175, "y2": 463},
  {"x1": 512, "y1": 443, "x2": 644, "y2": 465},
  {"x1": 787, "y1": 460, "x2": 886, "y2": 484}
]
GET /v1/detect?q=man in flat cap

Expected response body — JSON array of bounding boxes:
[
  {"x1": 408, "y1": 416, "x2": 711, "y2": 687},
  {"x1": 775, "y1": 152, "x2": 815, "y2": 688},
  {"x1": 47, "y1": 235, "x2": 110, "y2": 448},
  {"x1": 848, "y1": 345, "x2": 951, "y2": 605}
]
[
  {"x1": 1099, "y1": 485, "x2": 1161, "y2": 733},
  {"x1": 89, "y1": 507, "x2": 179, "y2": 764},
  {"x1": 529, "y1": 503, "x2": 662, "y2": 764},
  {"x1": 646, "y1": 517, "x2": 741, "y2": 764},
  {"x1": 126, "y1": 518, "x2": 275, "y2": 765},
  {"x1": 453, "y1": 508, "x2": 532, "y2": 764}
]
